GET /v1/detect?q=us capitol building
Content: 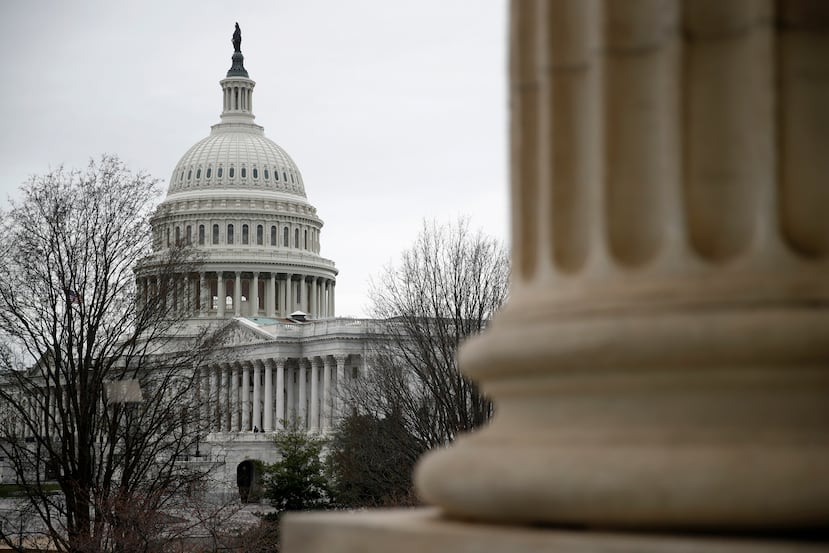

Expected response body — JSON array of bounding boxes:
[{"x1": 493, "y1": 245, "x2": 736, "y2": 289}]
[{"x1": 135, "y1": 27, "x2": 374, "y2": 490}]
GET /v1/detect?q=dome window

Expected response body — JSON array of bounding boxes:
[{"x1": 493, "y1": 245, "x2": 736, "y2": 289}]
[
  {"x1": 175, "y1": 226, "x2": 181, "y2": 245},
  {"x1": 187, "y1": 170, "x2": 192, "y2": 180},
  {"x1": 227, "y1": 224, "x2": 234, "y2": 244},
  {"x1": 179, "y1": 172, "x2": 184, "y2": 182},
  {"x1": 294, "y1": 228, "x2": 299, "y2": 248},
  {"x1": 229, "y1": 167, "x2": 235, "y2": 178},
  {"x1": 186, "y1": 225, "x2": 192, "y2": 245},
  {"x1": 290, "y1": 173, "x2": 295, "y2": 184},
  {"x1": 206, "y1": 168, "x2": 212, "y2": 179},
  {"x1": 218, "y1": 167, "x2": 223, "y2": 178},
  {"x1": 199, "y1": 225, "x2": 205, "y2": 245},
  {"x1": 241, "y1": 168, "x2": 247, "y2": 178},
  {"x1": 275, "y1": 169, "x2": 279, "y2": 181},
  {"x1": 242, "y1": 224, "x2": 249, "y2": 245},
  {"x1": 264, "y1": 169, "x2": 269, "y2": 180},
  {"x1": 283, "y1": 227, "x2": 289, "y2": 247},
  {"x1": 253, "y1": 168, "x2": 258, "y2": 179},
  {"x1": 283, "y1": 171, "x2": 287, "y2": 182},
  {"x1": 212, "y1": 224, "x2": 219, "y2": 245},
  {"x1": 271, "y1": 225, "x2": 277, "y2": 246},
  {"x1": 196, "y1": 168, "x2": 201, "y2": 179},
  {"x1": 304, "y1": 229, "x2": 308, "y2": 250},
  {"x1": 257, "y1": 225, "x2": 264, "y2": 245}
]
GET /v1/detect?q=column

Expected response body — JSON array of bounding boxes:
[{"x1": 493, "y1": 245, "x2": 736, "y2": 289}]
[
  {"x1": 208, "y1": 364, "x2": 217, "y2": 431},
  {"x1": 286, "y1": 363, "x2": 295, "y2": 424},
  {"x1": 268, "y1": 272, "x2": 277, "y2": 317},
  {"x1": 251, "y1": 272, "x2": 260, "y2": 317},
  {"x1": 219, "y1": 364, "x2": 228, "y2": 432},
  {"x1": 297, "y1": 358, "x2": 307, "y2": 430},
  {"x1": 334, "y1": 355, "x2": 346, "y2": 421},
  {"x1": 284, "y1": 274, "x2": 292, "y2": 315},
  {"x1": 230, "y1": 365, "x2": 239, "y2": 432},
  {"x1": 309, "y1": 278, "x2": 318, "y2": 318},
  {"x1": 310, "y1": 357, "x2": 320, "y2": 432},
  {"x1": 252, "y1": 360, "x2": 262, "y2": 431},
  {"x1": 241, "y1": 362, "x2": 250, "y2": 431},
  {"x1": 200, "y1": 364, "x2": 210, "y2": 428},
  {"x1": 182, "y1": 274, "x2": 191, "y2": 315},
  {"x1": 275, "y1": 358, "x2": 285, "y2": 430},
  {"x1": 216, "y1": 272, "x2": 226, "y2": 318},
  {"x1": 322, "y1": 356, "x2": 333, "y2": 431},
  {"x1": 414, "y1": 0, "x2": 829, "y2": 533},
  {"x1": 329, "y1": 281, "x2": 335, "y2": 317},
  {"x1": 264, "y1": 358, "x2": 274, "y2": 431},
  {"x1": 199, "y1": 272, "x2": 208, "y2": 317},
  {"x1": 234, "y1": 271, "x2": 242, "y2": 316}
]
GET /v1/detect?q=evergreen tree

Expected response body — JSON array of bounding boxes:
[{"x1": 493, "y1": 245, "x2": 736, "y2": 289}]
[{"x1": 263, "y1": 425, "x2": 330, "y2": 513}]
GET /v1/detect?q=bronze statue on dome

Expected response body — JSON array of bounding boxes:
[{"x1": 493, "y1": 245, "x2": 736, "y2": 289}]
[{"x1": 232, "y1": 22, "x2": 242, "y2": 53}]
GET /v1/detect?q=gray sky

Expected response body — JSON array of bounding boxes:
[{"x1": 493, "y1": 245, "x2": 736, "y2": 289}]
[{"x1": 0, "y1": 1, "x2": 509, "y2": 318}]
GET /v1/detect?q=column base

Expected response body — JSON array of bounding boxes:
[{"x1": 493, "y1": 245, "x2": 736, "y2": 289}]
[{"x1": 281, "y1": 509, "x2": 827, "y2": 553}]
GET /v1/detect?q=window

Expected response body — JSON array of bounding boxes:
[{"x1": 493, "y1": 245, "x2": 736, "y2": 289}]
[
  {"x1": 212, "y1": 224, "x2": 219, "y2": 245},
  {"x1": 271, "y1": 225, "x2": 277, "y2": 245},
  {"x1": 304, "y1": 229, "x2": 308, "y2": 250},
  {"x1": 179, "y1": 171, "x2": 184, "y2": 182},
  {"x1": 196, "y1": 168, "x2": 201, "y2": 179},
  {"x1": 175, "y1": 226, "x2": 181, "y2": 245},
  {"x1": 166, "y1": 228, "x2": 170, "y2": 247},
  {"x1": 242, "y1": 224, "x2": 249, "y2": 245},
  {"x1": 206, "y1": 167, "x2": 212, "y2": 179},
  {"x1": 283, "y1": 227, "x2": 289, "y2": 247},
  {"x1": 186, "y1": 225, "x2": 192, "y2": 244},
  {"x1": 229, "y1": 167, "x2": 235, "y2": 178},
  {"x1": 227, "y1": 224, "x2": 234, "y2": 244},
  {"x1": 241, "y1": 168, "x2": 247, "y2": 178},
  {"x1": 217, "y1": 167, "x2": 223, "y2": 178},
  {"x1": 187, "y1": 170, "x2": 192, "y2": 180},
  {"x1": 253, "y1": 168, "x2": 258, "y2": 179},
  {"x1": 290, "y1": 173, "x2": 295, "y2": 184},
  {"x1": 257, "y1": 225, "x2": 264, "y2": 245},
  {"x1": 283, "y1": 172, "x2": 287, "y2": 182},
  {"x1": 294, "y1": 228, "x2": 299, "y2": 248},
  {"x1": 199, "y1": 225, "x2": 205, "y2": 245},
  {"x1": 264, "y1": 169, "x2": 269, "y2": 180},
  {"x1": 275, "y1": 170, "x2": 279, "y2": 181}
]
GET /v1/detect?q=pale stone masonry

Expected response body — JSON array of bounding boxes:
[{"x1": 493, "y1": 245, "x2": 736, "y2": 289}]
[{"x1": 284, "y1": 1, "x2": 829, "y2": 551}]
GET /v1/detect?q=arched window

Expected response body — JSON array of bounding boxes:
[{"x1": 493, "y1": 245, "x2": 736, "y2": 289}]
[
  {"x1": 175, "y1": 226, "x2": 181, "y2": 245},
  {"x1": 253, "y1": 168, "x2": 258, "y2": 179},
  {"x1": 166, "y1": 228, "x2": 170, "y2": 247},
  {"x1": 256, "y1": 224, "x2": 264, "y2": 245},
  {"x1": 199, "y1": 225, "x2": 205, "y2": 245},
  {"x1": 290, "y1": 173, "x2": 295, "y2": 184},
  {"x1": 187, "y1": 170, "x2": 192, "y2": 180},
  {"x1": 217, "y1": 167, "x2": 223, "y2": 178},
  {"x1": 186, "y1": 225, "x2": 192, "y2": 244},
  {"x1": 294, "y1": 228, "x2": 299, "y2": 248},
  {"x1": 275, "y1": 169, "x2": 280, "y2": 181},
  {"x1": 242, "y1": 224, "x2": 249, "y2": 245},
  {"x1": 304, "y1": 229, "x2": 308, "y2": 250},
  {"x1": 196, "y1": 168, "x2": 201, "y2": 179},
  {"x1": 179, "y1": 171, "x2": 184, "y2": 182},
  {"x1": 212, "y1": 224, "x2": 219, "y2": 245},
  {"x1": 241, "y1": 167, "x2": 247, "y2": 178},
  {"x1": 206, "y1": 167, "x2": 212, "y2": 179},
  {"x1": 270, "y1": 225, "x2": 277, "y2": 246},
  {"x1": 264, "y1": 169, "x2": 269, "y2": 180},
  {"x1": 283, "y1": 172, "x2": 287, "y2": 182},
  {"x1": 229, "y1": 167, "x2": 235, "y2": 178},
  {"x1": 227, "y1": 224, "x2": 235, "y2": 244},
  {"x1": 283, "y1": 227, "x2": 289, "y2": 247}
]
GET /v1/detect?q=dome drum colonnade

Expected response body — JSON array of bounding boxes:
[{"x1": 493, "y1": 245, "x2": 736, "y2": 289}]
[
  {"x1": 136, "y1": 30, "x2": 337, "y2": 321},
  {"x1": 197, "y1": 354, "x2": 353, "y2": 435}
]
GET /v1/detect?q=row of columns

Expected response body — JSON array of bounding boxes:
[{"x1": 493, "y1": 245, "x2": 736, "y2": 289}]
[
  {"x1": 199, "y1": 355, "x2": 351, "y2": 434},
  {"x1": 138, "y1": 271, "x2": 335, "y2": 319}
]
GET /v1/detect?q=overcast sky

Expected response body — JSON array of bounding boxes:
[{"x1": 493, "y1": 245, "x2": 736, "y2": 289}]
[{"x1": 0, "y1": 1, "x2": 508, "y2": 318}]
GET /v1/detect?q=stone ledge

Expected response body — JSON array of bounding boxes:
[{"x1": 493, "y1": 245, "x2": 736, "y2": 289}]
[{"x1": 281, "y1": 508, "x2": 826, "y2": 553}]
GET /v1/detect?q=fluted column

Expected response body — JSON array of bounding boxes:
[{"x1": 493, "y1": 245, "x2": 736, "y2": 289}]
[
  {"x1": 199, "y1": 272, "x2": 208, "y2": 317},
  {"x1": 263, "y1": 359, "x2": 274, "y2": 431},
  {"x1": 208, "y1": 364, "x2": 218, "y2": 431},
  {"x1": 310, "y1": 357, "x2": 320, "y2": 432},
  {"x1": 268, "y1": 272, "x2": 277, "y2": 317},
  {"x1": 286, "y1": 362, "x2": 295, "y2": 424},
  {"x1": 309, "y1": 278, "x2": 318, "y2": 318},
  {"x1": 252, "y1": 360, "x2": 262, "y2": 431},
  {"x1": 298, "y1": 358, "x2": 307, "y2": 430},
  {"x1": 275, "y1": 358, "x2": 285, "y2": 430},
  {"x1": 219, "y1": 363, "x2": 229, "y2": 432},
  {"x1": 329, "y1": 281, "x2": 335, "y2": 317},
  {"x1": 334, "y1": 355, "x2": 346, "y2": 421},
  {"x1": 416, "y1": 0, "x2": 829, "y2": 532},
  {"x1": 234, "y1": 271, "x2": 242, "y2": 316},
  {"x1": 284, "y1": 273, "x2": 293, "y2": 315},
  {"x1": 322, "y1": 356, "x2": 333, "y2": 431},
  {"x1": 216, "y1": 273, "x2": 226, "y2": 318},
  {"x1": 299, "y1": 276, "x2": 308, "y2": 313},
  {"x1": 251, "y1": 272, "x2": 260, "y2": 317},
  {"x1": 241, "y1": 362, "x2": 251, "y2": 431},
  {"x1": 230, "y1": 365, "x2": 239, "y2": 432}
]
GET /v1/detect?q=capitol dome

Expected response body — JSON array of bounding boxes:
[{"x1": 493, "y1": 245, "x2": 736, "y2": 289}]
[{"x1": 138, "y1": 31, "x2": 338, "y2": 321}]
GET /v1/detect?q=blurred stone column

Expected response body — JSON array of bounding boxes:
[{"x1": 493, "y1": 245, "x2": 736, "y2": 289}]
[{"x1": 416, "y1": 0, "x2": 829, "y2": 531}]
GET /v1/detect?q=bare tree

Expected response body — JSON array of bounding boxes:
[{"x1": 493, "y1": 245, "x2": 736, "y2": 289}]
[
  {"x1": 352, "y1": 219, "x2": 509, "y2": 461},
  {"x1": 0, "y1": 156, "x2": 219, "y2": 553}
]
